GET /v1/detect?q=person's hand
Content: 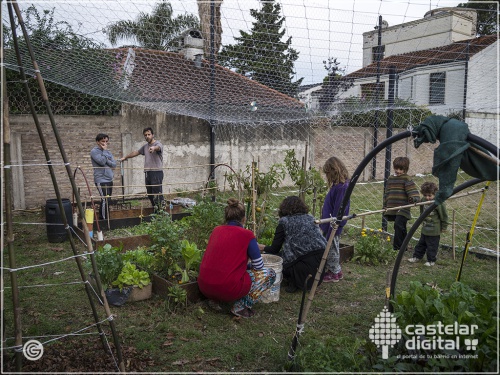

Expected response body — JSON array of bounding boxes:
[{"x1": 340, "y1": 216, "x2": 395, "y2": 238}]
[
  {"x1": 258, "y1": 243, "x2": 265, "y2": 252},
  {"x1": 149, "y1": 146, "x2": 155, "y2": 153},
  {"x1": 120, "y1": 157, "x2": 126, "y2": 162}
]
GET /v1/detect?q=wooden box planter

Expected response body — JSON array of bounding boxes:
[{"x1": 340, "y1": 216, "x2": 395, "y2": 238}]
[
  {"x1": 151, "y1": 273, "x2": 204, "y2": 303},
  {"x1": 94, "y1": 234, "x2": 152, "y2": 251},
  {"x1": 340, "y1": 243, "x2": 354, "y2": 263}
]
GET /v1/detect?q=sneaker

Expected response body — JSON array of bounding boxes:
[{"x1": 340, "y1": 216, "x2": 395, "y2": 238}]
[
  {"x1": 231, "y1": 307, "x2": 254, "y2": 318},
  {"x1": 424, "y1": 262, "x2": 435, "y2": 267},
  {"x1": 207, "y1": 299, "x2": 222, "y2": 311},
  {"x1": 336, "y1": 271, "x2": 344, "y2": 280},
  {"x1": 407, "y1": 257, "x2": 421, "y2": 263},
  {"x1": 323, "y1": 271, "x2": 340, "y2": 283}
]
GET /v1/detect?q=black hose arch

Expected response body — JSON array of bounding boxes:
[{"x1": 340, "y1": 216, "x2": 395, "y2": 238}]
[
  {"x1": 467, "y1": 133, "x2": 499, "y2": 158},
  {"x1": 388, "y1": 178, "x2": 485, "y2": 312},
  {"x1": 336, "y1": 130, "x2": 412, "y2": 222},
  {"x1": 326, "y1": 129, "x2": 498, "y2": 311},
  {"x1": 336, "y1": 131, "x2": 498, "y2": 224}
]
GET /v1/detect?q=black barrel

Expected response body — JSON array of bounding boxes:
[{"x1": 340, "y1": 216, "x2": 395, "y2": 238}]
[{"x1": 45, "y1": 198, "x2": 73, "y2": 243}]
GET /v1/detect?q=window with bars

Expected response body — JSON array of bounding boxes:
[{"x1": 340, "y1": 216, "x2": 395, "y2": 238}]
[{"x1": 429, "y1": 72, "x2": 446, "y2": 104}]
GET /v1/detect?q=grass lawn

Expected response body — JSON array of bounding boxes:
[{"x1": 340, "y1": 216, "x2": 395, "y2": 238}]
[{"x1": 2, "y1": 209, "x2": 498, "y2": 372}]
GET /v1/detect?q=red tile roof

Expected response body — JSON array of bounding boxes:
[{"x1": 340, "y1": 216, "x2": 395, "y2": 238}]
[
  {"x1": 115, "y1": 48, "x2": 304, "y2": 108},
  {"x1": 348, "y1": 34, "x2": 498, "y2": 78}
]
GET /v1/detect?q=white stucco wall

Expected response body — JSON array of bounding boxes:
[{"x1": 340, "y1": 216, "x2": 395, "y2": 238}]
[
  {"x1": 466, "y1": 42, "x2": 498, "y2": 114},
  {"x1": 363, "y1": 9, "x2": 476, "y2": 66}
]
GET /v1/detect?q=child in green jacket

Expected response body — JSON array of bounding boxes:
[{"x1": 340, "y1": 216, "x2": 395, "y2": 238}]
[{"x1": 408, "y1": 182, "x2": 449, "y2": 266}]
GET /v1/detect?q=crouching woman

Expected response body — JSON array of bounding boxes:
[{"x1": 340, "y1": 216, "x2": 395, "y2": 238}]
[
  {"x1": 198, "y1": 198, "x2": 276, "y2": 318},
  {"x1": 259, "y1": 196, "x2": 326, "y2": 293}
]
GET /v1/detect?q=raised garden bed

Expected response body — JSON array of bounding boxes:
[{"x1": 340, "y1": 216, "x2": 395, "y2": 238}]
[
  {"x1": 151, "y1": 273, "x2": 204, "y2": 303},
  {"x1": 340, "y1": 243, "x2": 354, "y2": 263}
]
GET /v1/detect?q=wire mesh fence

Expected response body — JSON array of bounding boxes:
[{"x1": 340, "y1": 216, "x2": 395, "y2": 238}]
[{"x1": 2, "y1": 0, "x2": 498, "y2": 255}]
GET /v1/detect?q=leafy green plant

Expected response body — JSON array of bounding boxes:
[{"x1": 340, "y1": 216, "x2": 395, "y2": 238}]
[
  {"x1": 112, "y1": 262, "x2": 151, "y2": 291},
  {"x1": 93, "y1": 243, "x2": 124, "y2": 288},
  {"x1": 291, "y1": 338, "x2": 368, "y2": 372},
  {"x1": 178, "y1": 240, "x2": 202, "y2": 283},
  {"x1": 122, "y1": 247, "x2": 155, "y2": 272},
  {"x1": 333, "y1": 97, "x2": 433, "y2": 129},
  {"x1": 284, "y1": 149, "x2": 326, "y2": 204},
  {"x1": 226, "y1": 162, "x2": 285, "y2": 200},
  {"x1": 167, "y1": 285, "x2": 187, "y2": 311},
  {"x1": 352, "y1": 228, "x2": 394, "y2": 265},
  {"x1": 146, "y1": 211, "x2": 186, "y2": 277},
  {"x1": 180, "y1": 198, "x2": 224, "y2": 249},
  {"x1": 378, "y1": 281, "x2": 498, "y2": 373}
]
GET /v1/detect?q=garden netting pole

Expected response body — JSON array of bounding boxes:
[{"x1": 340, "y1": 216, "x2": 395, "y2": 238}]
[
  {"x1": 456, "y1": 181, "x2": 490, "y2": 282},
  {"x1": 2, "y1": 62, "x2": 23, "y2": 371},
  {"x1": 382, "y1": 66, "x2": 396, "y2": 231},
  {"x1": 9, "y1": 2, "x2": 125, "y2": 371}
]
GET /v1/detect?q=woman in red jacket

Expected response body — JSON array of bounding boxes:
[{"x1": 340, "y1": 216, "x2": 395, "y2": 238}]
[{"x1": 198, "y1": 198, "x2": 276, "y2": 318}]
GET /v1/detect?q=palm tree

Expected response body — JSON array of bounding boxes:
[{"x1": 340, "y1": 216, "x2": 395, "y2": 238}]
[{"x1": 105, "y1": 0, "x2": 199, "y2": 51}]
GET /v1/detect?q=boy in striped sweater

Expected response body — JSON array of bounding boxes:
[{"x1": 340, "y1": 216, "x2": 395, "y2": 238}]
[{"x1": 383, "y1": 157, "x2": 420, "y2": 251}]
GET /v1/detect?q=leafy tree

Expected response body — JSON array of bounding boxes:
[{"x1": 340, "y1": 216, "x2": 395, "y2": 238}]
[
  {"x1": 318, "y1": 57, "x2": 354, "y2": 111},
  {"x1": 104, "y1": 0, "x2": 199, "y2": 50},
  {"x1": 4, "y1": 5, "x2": 102, "y2": 50},
  {"x1": 218, "y1": 0, "x2": 303, "y2": 97},
  {"x1": 457, "y1": 1, "x2": 499, "y2": 36},
  {"x1": 4, "y1": 5, "x2": 120, "y2": 115}
]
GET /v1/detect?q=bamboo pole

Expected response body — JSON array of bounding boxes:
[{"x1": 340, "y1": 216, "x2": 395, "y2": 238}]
[
  {"x1": 299, "y1": 143, "x2": 308, "y2": 202},
  {"x1": 9, "y1": 2, "x2": 125, "y2": 370},
  {"x1": 251, "y1": 160, "x2": 257, "y2": 234},
  {"x1": 2, "y1": 58, "x2": 23, "y2": 371},
  {"x1": 452, "y1": 209, "x2": 456, "y2": 260},
  {"x1": 315, "y1": 187, "x2": 486, "y2": 225}
]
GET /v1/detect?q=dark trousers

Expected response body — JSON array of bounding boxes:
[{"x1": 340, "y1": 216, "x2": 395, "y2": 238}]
[
  {"x1": 413, "y1": 234, "x2": 440, "y2": 262},
  {"x1": 95, "y1": 182, "x2": 113, "y2": 220},
  {"x1": 393, "y1": 215, "x2": 409, "y2": 251},
  {"x1": 283, "y1": 250, "x2": 325, "y2": 291},
  {"x1": 145, "y1": 170, "x2": 164, "y2": 210}
]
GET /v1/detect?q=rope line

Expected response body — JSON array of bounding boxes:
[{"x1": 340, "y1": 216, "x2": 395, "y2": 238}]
[
  {"x1": 3, "y1": 281, "x2": 85, "y2": 289},
  {"x1": 5, "y1": 251, "x2": 92, "y2": 273},
  {"x1": 315, "y1": 187, "x2": 486, "y2": 224},
  {"x1": 5, "y1": 316, "x2": 117, "y2": 359}
]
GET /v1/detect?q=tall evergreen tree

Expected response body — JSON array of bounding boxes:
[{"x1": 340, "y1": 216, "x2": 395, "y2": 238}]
[
  {"x1": 218, "y1": 0, "x2": 303, "y2": 97},
  {"x1": 318, "y1": 57, "x2": 353, "y2": 111},
  {"x1": 458, "y1": 0, "x2": 499, "y2": 36}
]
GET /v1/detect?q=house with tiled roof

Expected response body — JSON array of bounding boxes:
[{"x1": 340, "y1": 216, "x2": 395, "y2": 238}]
[
  {"x1": 321, "y1": 7, "x2": 499, "y2": 143},
  {"x1": 112, "y1": 47, "x2": 307, "y2": 124}
]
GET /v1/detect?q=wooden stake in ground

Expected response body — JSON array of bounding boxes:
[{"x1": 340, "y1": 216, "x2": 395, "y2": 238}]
[
  {"x1": 452, "y1": 209, "x2": 456, "y2": 260},
  {"x1": 287, "y1": 223, "x2": 337, "y2": 360}
]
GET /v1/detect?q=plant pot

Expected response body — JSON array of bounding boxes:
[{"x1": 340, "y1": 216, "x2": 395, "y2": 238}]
[
  {"x1": 151, "y1": 273, "x2": 203, "y2": 303},
  {"x1": 88, "y1": 273, "x2": 152, "y2": 306},
  {"x1": 128, "y1": 282, "x2": 153, "y2": 302}
]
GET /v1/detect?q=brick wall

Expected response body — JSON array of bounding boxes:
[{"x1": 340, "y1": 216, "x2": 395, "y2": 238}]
[{"x1": 8, "y1": 108, "x2": 436, "y2": 210}]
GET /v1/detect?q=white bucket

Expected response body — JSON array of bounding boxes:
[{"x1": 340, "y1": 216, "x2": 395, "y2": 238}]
[{"x1": 261, "y1": 254, "x2": 283, "y2": 303}]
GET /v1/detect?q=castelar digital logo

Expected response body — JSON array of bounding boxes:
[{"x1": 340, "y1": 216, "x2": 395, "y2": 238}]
[
  {"x1": 369, "y1": 307, "x2": 479, "y2": 360},
  {"x1": 369, "y1": 306, "x2": 402, "y2": 359}
]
